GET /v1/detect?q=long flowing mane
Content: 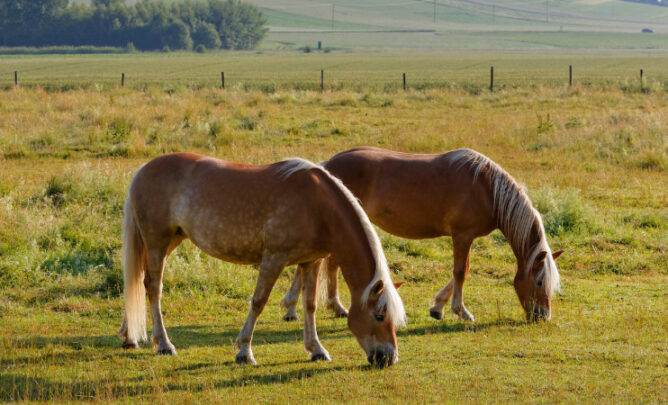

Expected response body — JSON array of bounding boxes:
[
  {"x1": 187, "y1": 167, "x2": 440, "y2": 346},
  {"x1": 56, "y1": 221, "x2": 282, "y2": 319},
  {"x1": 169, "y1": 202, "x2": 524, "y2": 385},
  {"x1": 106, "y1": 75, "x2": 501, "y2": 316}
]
[
  {"x1": 449, "y1": 149, "x2": 560, "y2": 297},
  {"x1": 276, "y1": 158, "x2": 407, "y2": 327}
]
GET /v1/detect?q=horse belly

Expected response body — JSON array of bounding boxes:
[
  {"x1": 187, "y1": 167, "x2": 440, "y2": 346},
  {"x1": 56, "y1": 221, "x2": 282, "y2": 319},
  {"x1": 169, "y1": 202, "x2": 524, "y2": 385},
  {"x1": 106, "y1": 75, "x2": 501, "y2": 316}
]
[
  {"x1": 184, "y1": 219, "x2": 265, "y2": 265},
  {"x1": 366, "y1": 200, "x2": 445, "y2": 239}
]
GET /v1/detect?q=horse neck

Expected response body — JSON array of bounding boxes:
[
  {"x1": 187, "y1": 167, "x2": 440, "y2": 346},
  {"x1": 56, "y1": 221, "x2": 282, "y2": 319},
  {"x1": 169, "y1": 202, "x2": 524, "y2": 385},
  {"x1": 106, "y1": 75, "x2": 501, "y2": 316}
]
[{"x1": 499, "y1": 213, "x2": 544, "y2": 269}]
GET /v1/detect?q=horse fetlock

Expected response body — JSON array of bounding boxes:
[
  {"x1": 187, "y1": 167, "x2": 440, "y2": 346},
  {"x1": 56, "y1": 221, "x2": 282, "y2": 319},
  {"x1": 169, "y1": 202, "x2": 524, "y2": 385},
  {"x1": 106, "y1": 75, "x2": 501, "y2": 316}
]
[
  {"x1": 327, "y1": 300, "x2": 348, "y2": 318},
  {"x1": 452, "y1": 305, "x2": 475, "y2": 322},
  {"x1": 280, "y1": 294, "x2": 296, "y2": 309},
  {"x1": 122, "y1": 341, "x2": 139, "y2": 349}
]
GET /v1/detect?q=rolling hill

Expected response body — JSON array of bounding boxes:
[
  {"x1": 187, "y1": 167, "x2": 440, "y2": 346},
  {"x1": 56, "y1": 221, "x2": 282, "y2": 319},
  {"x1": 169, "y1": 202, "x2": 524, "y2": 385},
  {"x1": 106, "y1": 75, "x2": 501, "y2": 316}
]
[{"x1": 70, "y1": 0, "x2": 668, "y2": 50}]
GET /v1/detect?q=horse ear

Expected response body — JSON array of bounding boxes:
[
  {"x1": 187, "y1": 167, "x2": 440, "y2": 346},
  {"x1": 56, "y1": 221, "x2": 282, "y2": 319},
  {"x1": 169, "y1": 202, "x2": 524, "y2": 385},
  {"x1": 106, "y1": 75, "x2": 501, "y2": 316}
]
[
  {"x1": 535, "y1": 251, "x2": 547, "y2": 264},
  {"x1": 552, "y1": 250, "x2": 564, "y2": 260},
  {"x1": 393, "y1": 281, "x2": 405, "y2": 290},
  {"x1": 370, "y1": 279, "x2": 384, "y2": 297}
]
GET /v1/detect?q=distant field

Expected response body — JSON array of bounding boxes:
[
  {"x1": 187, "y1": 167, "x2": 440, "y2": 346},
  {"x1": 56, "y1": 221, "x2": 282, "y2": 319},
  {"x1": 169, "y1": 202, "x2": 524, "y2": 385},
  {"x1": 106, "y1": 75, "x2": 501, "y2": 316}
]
[
  {"x1": 249, "y1": 0, "x2": 668, "y2": 32},
  {"x1": 68, "y1": 0, "x2": 668, "y2": 51},
  {"x1": 2, "y1": 51, "x2": 668, "y2": 91},
  {"x1": 248, "y1": 0, "x2": 668, "y2": 50}
]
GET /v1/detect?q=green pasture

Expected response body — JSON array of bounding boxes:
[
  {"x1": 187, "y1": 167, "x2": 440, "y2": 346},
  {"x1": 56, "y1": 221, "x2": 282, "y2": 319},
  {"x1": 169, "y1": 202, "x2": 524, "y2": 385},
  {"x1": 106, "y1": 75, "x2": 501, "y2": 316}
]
[
  {"x1": 2, "y1": 51, "x2": 668, "y2": 92},
  {"x1": 0, "y1": 59, "x2": 666, "y2": 402}
]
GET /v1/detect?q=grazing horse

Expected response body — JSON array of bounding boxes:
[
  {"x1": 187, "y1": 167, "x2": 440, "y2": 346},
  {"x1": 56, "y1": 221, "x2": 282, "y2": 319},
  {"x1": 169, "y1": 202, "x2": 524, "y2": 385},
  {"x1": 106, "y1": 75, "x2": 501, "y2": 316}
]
[
  {"x1": 118, "y1": 153, "x2": 405, "y2": 367},
  {"x1": 282, "y1": 147, "x2": 563, "y2": 322}
]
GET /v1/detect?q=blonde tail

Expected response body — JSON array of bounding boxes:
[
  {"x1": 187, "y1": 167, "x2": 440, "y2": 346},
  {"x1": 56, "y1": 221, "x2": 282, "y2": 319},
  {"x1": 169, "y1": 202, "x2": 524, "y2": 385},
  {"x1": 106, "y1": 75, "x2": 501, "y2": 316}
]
[{"x1": 120, "y1": 195, "x2": 147, "y2": 343}]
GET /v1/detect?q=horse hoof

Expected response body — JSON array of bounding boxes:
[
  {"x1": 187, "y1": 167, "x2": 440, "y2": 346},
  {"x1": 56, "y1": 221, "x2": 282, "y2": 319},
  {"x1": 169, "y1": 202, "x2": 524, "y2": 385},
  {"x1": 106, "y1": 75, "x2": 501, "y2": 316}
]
[
  {"x1": 157, "y1": 346, "x2": 177, "y2": 355},
  {"x1": 235, "y1": 353, "x2": 257, "y2": 365},
  {"x1": 429, "y1": 309, "x2": 443, "y2": 320},
  {"x1": 311, "y1": 353, "x2": 332, "y2": 362},
  {"x1": 122, "y1": 341, "x2": 139, "y2": 349},
  {"x1": 334, "y1": 311, "x2": 348, "y2": 319},
  {"x1": 460, "y1": 311, "x2": 475, "y2": 322},
  {"x1": 283, "y1": 314, "x2": 299, "y2": 322}
]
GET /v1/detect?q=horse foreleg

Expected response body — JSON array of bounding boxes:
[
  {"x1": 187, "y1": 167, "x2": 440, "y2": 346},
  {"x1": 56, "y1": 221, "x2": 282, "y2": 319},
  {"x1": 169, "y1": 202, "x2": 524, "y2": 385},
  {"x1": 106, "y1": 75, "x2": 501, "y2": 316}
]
[
  {"x1": 145, "y1": 247, "x2": 177, "y2": 355},
  {"x1": 450, "y1": 236, "x2": 475, "y2": 322},
  {"x1": 280, "y1": 266, "x2": 302, "y2": 322},
  {"x1": 325, "y1": 256, "x2": 348, "y2": 318},
  {"x1": 301, "y1": 259, "x2": 331, "y2": 361},
  {"x1": 235, "y1": 255, "x2": 285, "y2": 365},
  {"x1": 429, "y1": 278, "x2": 454, "y2": 320}
]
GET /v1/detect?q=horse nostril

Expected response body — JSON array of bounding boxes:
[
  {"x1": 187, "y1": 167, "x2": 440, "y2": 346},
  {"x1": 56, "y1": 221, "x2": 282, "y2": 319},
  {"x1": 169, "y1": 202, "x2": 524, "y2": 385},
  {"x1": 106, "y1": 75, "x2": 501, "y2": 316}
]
[{"x1": 528, "y1": 307, "x2": 549, "y2": 322}]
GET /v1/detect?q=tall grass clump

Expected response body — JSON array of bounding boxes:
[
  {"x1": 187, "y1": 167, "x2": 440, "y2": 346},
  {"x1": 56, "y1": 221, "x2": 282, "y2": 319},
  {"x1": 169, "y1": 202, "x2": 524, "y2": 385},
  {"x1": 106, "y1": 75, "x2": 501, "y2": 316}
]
[
  {"x1": 531, "y1": 187, "x2": 590, "y2": 236},
  {"x1": 44, "y1": 174, "x2": 78, "y2": 208}
]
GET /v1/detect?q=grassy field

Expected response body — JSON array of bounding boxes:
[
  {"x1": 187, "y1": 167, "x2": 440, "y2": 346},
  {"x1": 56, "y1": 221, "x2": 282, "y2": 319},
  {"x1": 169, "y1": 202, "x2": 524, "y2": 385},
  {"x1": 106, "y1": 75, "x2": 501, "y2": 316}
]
[
  {"x1": 0, "y1": 55, "x2": 666, "y2": 402},
  {"x1": 2, "y1": 52, "x2": 668, "y2": 92}
]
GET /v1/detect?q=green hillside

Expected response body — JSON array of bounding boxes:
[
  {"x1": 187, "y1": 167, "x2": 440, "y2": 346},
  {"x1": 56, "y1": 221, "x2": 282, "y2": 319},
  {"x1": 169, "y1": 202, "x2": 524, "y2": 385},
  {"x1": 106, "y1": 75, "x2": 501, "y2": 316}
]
[
  {"x1": 244, "y1": 0, "x2": 668, "y2": 50},
  {"x1": 61, "y1": 0, "x2": 668, "y2": 50}
]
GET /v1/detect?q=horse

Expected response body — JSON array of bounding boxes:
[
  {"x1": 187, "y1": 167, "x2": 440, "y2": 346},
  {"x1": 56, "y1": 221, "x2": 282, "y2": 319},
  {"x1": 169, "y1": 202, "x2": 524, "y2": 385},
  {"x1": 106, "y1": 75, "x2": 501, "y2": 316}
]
[
  {"x1": 117, "y1": 152, "x2": 406, "y2": 367},
  {"x1": 281, "y1": 147, "x2": 563, "y2": 323}
]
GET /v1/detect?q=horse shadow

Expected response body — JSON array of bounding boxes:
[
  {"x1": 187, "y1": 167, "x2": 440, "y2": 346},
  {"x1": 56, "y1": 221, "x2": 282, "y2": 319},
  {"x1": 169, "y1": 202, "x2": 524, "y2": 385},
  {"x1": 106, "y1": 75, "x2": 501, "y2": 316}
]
[
  {"x1": 399, "y1": 317, "x2": 524, "y2": 337},
  {"x1": 1, "y1": 359, "x2": 356, "y2": 401},
  {"x1": 1, "y1": 317, "x2": 529, "y2": 401}
]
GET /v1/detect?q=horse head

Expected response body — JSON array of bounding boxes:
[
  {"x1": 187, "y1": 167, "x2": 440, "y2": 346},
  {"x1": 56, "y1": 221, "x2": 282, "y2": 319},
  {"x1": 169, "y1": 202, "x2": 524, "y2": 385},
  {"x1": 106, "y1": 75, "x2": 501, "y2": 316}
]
[
  {"x1": 347, "y1": 280, "x2": 404, "y2": 367},
  {"x1": 514, "y1": 249, "x2": 563, "y2": 321}
]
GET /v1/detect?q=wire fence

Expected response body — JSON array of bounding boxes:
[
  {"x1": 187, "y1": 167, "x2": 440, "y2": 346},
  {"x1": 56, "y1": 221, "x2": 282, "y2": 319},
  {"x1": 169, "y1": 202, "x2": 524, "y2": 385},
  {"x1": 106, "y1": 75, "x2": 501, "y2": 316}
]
[{"x1": 5, "y1": 66, "x2": 657, "y2": 93}]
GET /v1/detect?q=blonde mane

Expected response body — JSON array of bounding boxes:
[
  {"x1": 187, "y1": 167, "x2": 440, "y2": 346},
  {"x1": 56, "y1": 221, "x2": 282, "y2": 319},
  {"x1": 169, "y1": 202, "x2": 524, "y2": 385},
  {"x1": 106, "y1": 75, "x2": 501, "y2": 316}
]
[
  {"x1": 450, "y1": 149, "x2": 560, "y2": 297},
  {"x1": 276, "y1": 158, "x2": 407, "y2": 327}
]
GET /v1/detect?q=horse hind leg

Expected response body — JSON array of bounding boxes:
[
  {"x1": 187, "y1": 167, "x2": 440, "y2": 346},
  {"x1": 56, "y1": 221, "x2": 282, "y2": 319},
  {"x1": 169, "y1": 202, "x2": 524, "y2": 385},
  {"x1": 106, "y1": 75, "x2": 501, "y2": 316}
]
[
  {"x1": 325, "y1": 256, "x2": 348, "y2": 318},
  {"x1": 301, "y1": 259, "x2": 331, "y2": 361},
  {"x1": 449, "y1": 236, "x2": 475, "y2": 322},
  {"x1": 145, "y1": 244, "x2": 178, "y2": 355},
  {"x1": 280, "y1": 266, "x2": 303, "y2": 322}
]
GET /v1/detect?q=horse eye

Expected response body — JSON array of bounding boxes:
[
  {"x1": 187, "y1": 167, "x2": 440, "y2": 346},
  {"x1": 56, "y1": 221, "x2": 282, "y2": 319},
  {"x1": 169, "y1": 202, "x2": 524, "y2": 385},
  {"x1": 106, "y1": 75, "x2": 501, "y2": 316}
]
[
  {"x1": 536, "y1": 280, "x2": 543, "y2": 287},
  {"x1": 373, "y1": 312, "x2": 385, "y2": 322}
]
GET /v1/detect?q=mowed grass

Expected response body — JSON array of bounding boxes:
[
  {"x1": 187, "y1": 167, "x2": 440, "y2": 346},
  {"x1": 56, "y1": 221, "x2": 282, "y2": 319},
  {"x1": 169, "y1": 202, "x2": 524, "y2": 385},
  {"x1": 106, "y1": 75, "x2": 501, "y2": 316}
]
[
  {"x1": 2, "y1": 51, "x2": 668, "y2": 91},
  {"x1": 0, "y1": 76, "x2": 666, "y2": 402}
]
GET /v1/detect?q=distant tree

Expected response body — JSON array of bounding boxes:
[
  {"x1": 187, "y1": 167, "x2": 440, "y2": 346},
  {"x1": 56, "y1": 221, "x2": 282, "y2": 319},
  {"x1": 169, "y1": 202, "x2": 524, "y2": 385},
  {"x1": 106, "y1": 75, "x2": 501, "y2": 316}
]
[
  {"x1": 0, "y1": 0, "x2": 266, "y2": 51},
  {"x1": 192, "y1": 21, "x2": 222, "y2": 49}
]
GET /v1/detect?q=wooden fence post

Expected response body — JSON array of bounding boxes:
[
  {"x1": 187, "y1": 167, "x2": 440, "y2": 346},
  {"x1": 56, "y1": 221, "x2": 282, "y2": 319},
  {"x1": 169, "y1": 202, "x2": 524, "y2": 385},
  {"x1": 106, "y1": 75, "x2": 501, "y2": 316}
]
[
  {"x1": 403, "y1": 73, "x2": 406, "y2": 91},
  {"x1": 569, "y1": 65, "x2": 572, "y2": 86},
  {"x1": 14, "y1": 71, "x2": 18, "y2": 88},
  {"x1": 490, "y1": 66, "x2": 494, "y2": 92},
  {"x1": 121, "y1": 73, "x2": 125, "y2": 87},
  {"x1": 320, "y1": 69, "x2": 324, "y2": 91},
  {"x1": 221, "y1": 72, "x2": 225, "y2": 89}
]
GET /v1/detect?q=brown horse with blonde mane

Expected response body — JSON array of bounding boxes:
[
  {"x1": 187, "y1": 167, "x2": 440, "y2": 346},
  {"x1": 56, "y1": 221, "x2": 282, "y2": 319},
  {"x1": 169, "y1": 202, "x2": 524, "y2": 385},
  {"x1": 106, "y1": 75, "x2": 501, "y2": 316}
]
[
  {"x1": 282, "y1": 147, "x2": 563, "y2": 322},
  {"x1": 118, "y1": 153, "x2": 405, "y2": 367}
]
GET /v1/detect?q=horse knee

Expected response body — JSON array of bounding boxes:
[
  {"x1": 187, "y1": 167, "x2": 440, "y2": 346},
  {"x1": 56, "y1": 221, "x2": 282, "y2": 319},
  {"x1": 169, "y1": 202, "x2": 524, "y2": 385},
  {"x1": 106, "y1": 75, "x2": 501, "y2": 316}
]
[
  {"x1": 304, "y1": 301, "x2": 317, "y2": 314},
  {"x1": 251, "y1": 297, "x2": 267, "y2": 313}
]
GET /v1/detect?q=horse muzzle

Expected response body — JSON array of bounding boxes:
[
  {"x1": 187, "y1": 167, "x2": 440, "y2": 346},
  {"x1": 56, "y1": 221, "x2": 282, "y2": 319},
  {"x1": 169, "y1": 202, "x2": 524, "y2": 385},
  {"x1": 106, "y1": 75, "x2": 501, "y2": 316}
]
[
  {"x1": 527, "y1": 305, "x2": 551, "y2": 322},
  {"x1": 367, "y1": 347, "x2": 398, "y2": 368}
]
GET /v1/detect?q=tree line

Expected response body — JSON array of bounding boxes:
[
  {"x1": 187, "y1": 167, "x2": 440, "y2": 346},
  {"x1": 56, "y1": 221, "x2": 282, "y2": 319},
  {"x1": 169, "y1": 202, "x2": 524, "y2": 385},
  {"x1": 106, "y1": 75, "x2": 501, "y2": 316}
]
[{"x1": 0, "y1": 0, "x2": 268, "y2": 51}]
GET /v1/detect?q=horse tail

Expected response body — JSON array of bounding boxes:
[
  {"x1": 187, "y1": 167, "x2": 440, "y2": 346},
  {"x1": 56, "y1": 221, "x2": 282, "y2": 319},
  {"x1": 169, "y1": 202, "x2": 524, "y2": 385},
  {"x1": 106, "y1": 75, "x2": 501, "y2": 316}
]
[{"x1": 120, "y1": 193, "x2": 148, "y2": 343}]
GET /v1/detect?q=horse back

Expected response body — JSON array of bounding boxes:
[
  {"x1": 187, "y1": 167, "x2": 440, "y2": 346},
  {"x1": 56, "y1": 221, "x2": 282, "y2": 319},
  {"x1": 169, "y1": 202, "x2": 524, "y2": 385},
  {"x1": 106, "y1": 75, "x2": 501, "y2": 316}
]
[
  {"x1": 325, "y1": 148, "x2": 496, "y2": 238},
  {"x1": 128, "y1": 153, "x2": 329, "y2": 265}
]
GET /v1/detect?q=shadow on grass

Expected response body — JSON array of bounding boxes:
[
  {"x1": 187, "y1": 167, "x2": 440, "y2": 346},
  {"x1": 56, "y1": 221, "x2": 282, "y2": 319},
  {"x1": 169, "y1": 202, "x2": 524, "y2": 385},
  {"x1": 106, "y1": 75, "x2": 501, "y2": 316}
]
[
  {"x1": 0, "y1": 363, "x2": 355, "y2": 401},
  {"x1": 399, "y1": 317, "x2": 524, "y2": 337}
]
